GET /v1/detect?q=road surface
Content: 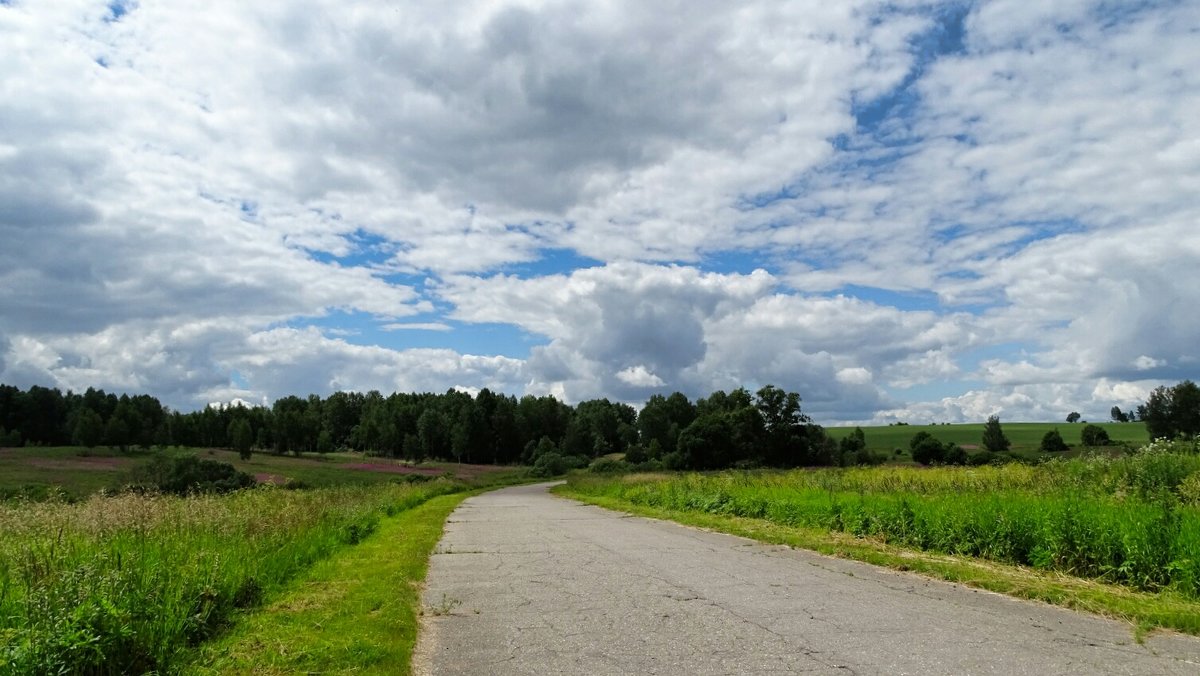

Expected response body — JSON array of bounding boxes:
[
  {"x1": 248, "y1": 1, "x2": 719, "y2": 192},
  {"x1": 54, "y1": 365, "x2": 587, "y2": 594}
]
[{"x1": 414, "y1": 482, "x2": 1200, "y2": 675}]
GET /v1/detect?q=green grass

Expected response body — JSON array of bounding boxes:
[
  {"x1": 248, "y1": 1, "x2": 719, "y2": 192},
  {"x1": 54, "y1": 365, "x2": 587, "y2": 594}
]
[
  {"x1": 183, "y1": 492, "x2": 469, "y2": 675},
  {"x1": 0, "y1": 480, "x2": 466, "y2": 674},
  {"x1": 825, "y1": 422, "x2": 1149, "y2": 456},
  {"x1": 0, "y1": 445, "x2": 519, "y2": 501},
  {"x1": 556, "y1": 444, "x2": 1200, "y2": 636}
]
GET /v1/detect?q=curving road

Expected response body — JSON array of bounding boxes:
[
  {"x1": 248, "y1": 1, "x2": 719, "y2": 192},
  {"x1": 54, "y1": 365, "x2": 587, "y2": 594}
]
[{"x1": 414, "y1": 483, "x2": 1200, "y2": 675}]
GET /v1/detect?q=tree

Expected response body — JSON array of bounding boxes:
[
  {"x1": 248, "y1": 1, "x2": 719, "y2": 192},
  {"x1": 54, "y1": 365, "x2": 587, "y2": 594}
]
[
  {"x1": 838, "y1": 427, "x2": 871, "y2": 465},
  {"x1": 1139, "y1": 381, "x2": 1200, "y2": 440},
  {"x1": 1081, "y1": 424, "x2": 1111, "y2": 447},
  {"x1": 105, "y1": 416, "x2": 131, "y2": 451},
  {"x1": 981, "y1": 415, "x2": 1010, "y2": 453},
  {"x1": 72, "y1": 408, "x2": 105, "y2": 448},
  {"x1": 1040, "y1": 428, "x2": 1069, "y2": 453},
  {"x1": 1110, "y1": 406, "x2": 1129, "y2": 423},
  {"x1": 228, "y1": 417, "x2": 254, "y2": 460},
  {"x1": 910, "y1": 431, "x2": 945, "y2": 465},
  {"x1": 1066, "y1": 412, "x2": 1081, "y2": 423}
]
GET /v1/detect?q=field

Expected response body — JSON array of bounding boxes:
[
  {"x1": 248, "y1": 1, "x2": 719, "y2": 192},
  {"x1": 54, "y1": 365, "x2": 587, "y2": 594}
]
[
  {"x1": 0, "y1": 445, "x2": 509, "y2": 500},
  {"x1": 825, "y1": 421, "x2": 1149, "y2": 458},
  {"x1": 560, "y1": 439, "x2": 1200, "y2": 634},
  {"x1": 0, "y1": 446, "x2": 529, "y2": 674}
]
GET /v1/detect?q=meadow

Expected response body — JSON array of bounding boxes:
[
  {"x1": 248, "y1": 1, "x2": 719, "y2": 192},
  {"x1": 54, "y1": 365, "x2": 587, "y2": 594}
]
[
  {"x1": 0, "y1": 445, "x2": 503, "y2": 501},
  {"x1": 825, "y1": 421, "x2": 1149, "y2": 457},
  {"x1": 561, "y1": 439, "x2": 1200, "y2": 631}
]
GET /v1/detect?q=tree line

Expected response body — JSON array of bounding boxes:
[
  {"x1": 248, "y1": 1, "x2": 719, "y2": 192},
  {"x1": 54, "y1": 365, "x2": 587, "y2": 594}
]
[{"x1": 0, "y1": 383, "x2": 857, "y2": 471}]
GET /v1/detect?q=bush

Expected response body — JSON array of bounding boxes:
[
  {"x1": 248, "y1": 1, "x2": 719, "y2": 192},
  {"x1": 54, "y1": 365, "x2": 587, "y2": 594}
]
[
  {"x1": 1081, "y1": 424, "x2": 1111, "y2": 447},
  {"x1": 943, "y1": 444, "x2": 968, "y2": 466},
  {"x1": 910, "y1": 432, "x2": 945, "y2": 465},
  {"x1": 967, "y1": 450, "x2": 994, "y2": 466},
  {"x1": 130, "y1": 455, "x2": 256, "y2": 495},
  {"x1": 531, "y1": 452, "x2": 587, "y2": 477},
  {"x1": 589, "y1": 458, "x2": 631, "y2": 474},
  {"x1": 623, "y1": 444, "x2": 648, "y2": 464},
  {"x1": 1041, "y1": 429, "x2": 1069, "y2": 453}
]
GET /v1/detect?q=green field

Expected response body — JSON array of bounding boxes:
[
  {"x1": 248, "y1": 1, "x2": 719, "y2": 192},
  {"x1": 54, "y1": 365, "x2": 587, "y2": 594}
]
[
  {"x1": 825, "y1": 421, "x2": 1149, "y2": 457},
  {"x1": 0, "y1": 445, "x2": 515, "y2": 500}
]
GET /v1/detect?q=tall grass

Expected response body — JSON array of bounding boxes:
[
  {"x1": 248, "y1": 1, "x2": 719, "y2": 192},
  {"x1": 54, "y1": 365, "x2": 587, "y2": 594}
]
[
  {"x1": 0, "y1": 479, "x2": 460, "y2": 675},
  {"x1": 568, "y1": 443, "x2": 1200, "y2": 598}
]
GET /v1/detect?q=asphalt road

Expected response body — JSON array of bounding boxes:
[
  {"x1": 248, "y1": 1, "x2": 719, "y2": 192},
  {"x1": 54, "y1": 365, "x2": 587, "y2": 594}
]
[{"x1": 414, "y1": 482, "x2": 1200, "y2": 675}]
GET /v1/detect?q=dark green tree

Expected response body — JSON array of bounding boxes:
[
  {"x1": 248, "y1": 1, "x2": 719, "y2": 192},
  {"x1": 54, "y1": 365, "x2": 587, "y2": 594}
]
[
  {"x1": 981, "y1": 415, "x2": 1010, "y2": 453},
  {"x1": 1139, "y1": 381, "x2": 1200, "y2": 440},
  {"x1": 1081, "y1": 424, "x2": 1111, "y2": 447},
  {"x1": 1066, "y1": 411, "x2": 1081, "y2": 423},
  {"x1": 910, "y1": 431, "x2": 945, "y2": 465},
  {"x1": 72, "y1": 408, "x2": 105, "y2": 448},
  {"x1": 229, "y1": 417, "x2": 254, "y2": 460},
  {"x1": 1040, "y1": 428, "x2": 1069, "y2": 453}
]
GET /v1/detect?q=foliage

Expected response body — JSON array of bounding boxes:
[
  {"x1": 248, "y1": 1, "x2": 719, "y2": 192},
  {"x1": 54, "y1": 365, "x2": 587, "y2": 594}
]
[
  {"x1": 1040, "y1": 428, "x2": 1069, "y2": 453},
  {"x1": 1081, "y1": 424, "x2": 1112, "y2": 447},
  {"x1": 1139, "y1": 380, "x2": 1200, "y2": 440},
  {"x1": 589, "y1": 457, "x2": 631, "y2": 473},
  {"x1": 228, "y1": 418, "x2": 253, "y2": 460},
  {"x1": 129, "y1": 455, "x2": 256, "y2": 495},
  {"x1": 0, "y1": 480, "x2": 462, "y2": 674},
  {"x1": 981, "y1": 415, "x2": 1011, "y2": 453},
  {"x1": 530, "y1": 452, "x2": 587, "y2": 477},
  {"x1": 1066, "y1": 411, "x2": 1081, "y2": 423},
  {"x1": 909, "y1": 432, "x2": 965, "y2": 465}
]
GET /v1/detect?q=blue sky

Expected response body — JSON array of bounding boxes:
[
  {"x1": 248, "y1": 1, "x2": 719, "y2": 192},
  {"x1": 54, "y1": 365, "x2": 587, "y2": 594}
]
[{"x1": 1, "y1": 0, "x2": 1197, "y2": 423}]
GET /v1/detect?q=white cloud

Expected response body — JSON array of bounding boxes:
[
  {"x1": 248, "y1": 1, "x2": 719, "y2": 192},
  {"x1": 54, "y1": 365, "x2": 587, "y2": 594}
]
[
  {"x1": 616, "y1": 365, "x2": 665, "y2": 388},
  {"x1": 381, "y1": 322, "x2": 453, "y2": 332},
  {"x1": 1, "y1": 0, "x2": 1196, "y2": 422}
]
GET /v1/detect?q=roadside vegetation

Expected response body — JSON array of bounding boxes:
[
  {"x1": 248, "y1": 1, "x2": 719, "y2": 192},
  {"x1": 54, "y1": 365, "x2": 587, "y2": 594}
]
[
  {"x1": 560, "y1": 438, "x2": 1200, "y2": 634},
  {"x1": 0, "y1": 467, "x2": 524, "y2": 675},
  {"x1": 184, "y1": 492, "x2": 469, "y2": 675}
]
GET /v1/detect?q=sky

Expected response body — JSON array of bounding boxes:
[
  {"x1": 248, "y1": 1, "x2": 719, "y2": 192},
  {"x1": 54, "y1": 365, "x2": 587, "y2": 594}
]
[{"x1": 1, "y1": 0, "x2": 1197, "y2": 424}]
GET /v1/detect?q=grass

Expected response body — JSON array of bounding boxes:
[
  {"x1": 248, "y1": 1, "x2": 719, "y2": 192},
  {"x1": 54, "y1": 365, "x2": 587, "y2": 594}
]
[
  {"x1": 556, "y1": 442, "x2": 1200, "y2": 636},
  {"x1": 0, "y1": 445, "x2": 518, "y2": 501},
  {"x1": 0, "y1": 480, "x2": 467, "y2": 674},
  {"x1": 825, "y1": 421, "x2": 1149, "y2": 457},
  {"x1": 183, "y1": 491, "x2": 470, "y2": 675}
]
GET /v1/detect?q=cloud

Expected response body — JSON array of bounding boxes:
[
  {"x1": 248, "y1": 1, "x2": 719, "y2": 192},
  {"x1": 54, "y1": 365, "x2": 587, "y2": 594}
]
[
  {"x1": 381, "y1": 322, "x2": 453, "y2": 332},
  {"x1": 616, "y1": 365, "x2": 665, "y2": 389},
  {"x1": 1, "y1": 0, "x2": 1196, "y2": 423}
]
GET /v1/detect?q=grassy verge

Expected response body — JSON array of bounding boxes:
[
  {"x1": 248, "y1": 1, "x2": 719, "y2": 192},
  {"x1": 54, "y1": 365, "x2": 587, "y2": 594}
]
[
  {"x1": 0, "y1": 480, "x2": 465, "y2": 674},
  {"x1": 555, "y1": 475, "x2": 1200, "y2": 638},
  {"x1": 184, "y1": 491, "x2": 469, "y2": 675}
]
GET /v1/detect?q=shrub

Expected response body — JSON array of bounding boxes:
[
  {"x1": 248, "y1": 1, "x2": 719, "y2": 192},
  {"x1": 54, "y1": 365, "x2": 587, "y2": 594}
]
[
  {"x1": 531, "y1": 452, "x2": 587, "y2": 477},
  {"x1": 910, "y1": 432, "x2": 944, "y2": 465},
  {"x1": 967, "y1": 450, "x2": 994, "y2": 466},
  {"x1": 130, "y1": 455, "x2": 256, "y2": 495},
  {"x1": 1081, "y1": 424, "x2": 1111, "y2": 447},
  {"x1": 590, "y1": 458, "x2": 631, "y2": 474},
  {"x1": 943, "y1": 444, "x2": 968, "y2": 466},
  {"x1": 624, "y1": 443, "x2": 648, "y2": 464},
  {"x1": 1040, "y1": 429, "x2": 1069, "y2": 453}
]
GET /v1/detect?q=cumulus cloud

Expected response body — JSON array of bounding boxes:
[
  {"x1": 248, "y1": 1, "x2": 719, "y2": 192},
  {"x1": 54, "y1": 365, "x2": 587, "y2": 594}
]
[{"x1": 1, "y1": 0, "x2": 1195, "y2": 421}]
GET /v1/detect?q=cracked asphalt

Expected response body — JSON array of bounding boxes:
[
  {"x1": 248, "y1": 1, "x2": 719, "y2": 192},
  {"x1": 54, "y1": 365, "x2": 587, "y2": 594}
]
[{"x1": 413, "y1": 482, "x2": 1200, "y2": 675}]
